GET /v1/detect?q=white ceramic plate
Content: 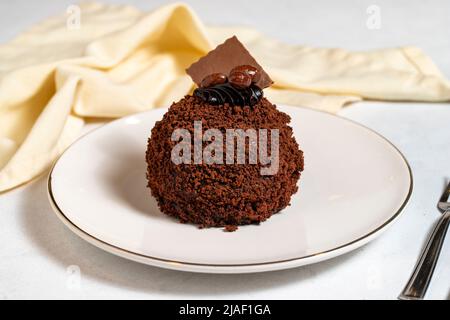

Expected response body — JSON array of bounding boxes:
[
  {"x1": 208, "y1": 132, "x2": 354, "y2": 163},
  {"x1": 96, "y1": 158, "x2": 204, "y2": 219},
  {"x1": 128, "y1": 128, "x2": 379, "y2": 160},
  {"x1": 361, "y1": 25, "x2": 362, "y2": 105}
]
[{"x1": 48, "y1": 105, "x2": 412, "y2": 273}]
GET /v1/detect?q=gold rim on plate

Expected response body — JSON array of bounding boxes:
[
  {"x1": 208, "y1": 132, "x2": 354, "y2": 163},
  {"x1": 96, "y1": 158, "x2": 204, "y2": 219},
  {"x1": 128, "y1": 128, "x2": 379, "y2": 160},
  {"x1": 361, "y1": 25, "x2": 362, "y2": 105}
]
[{"x1": 47, "y1": 106, "x2": 413, "y2": 270}]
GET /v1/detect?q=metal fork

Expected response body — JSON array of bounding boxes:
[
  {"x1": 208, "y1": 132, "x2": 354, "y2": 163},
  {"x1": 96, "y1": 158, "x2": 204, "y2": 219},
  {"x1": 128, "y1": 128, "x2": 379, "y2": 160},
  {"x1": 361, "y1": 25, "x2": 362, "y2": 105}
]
[{"x1": 399, "y1": 180, "x2": 450, "y2": 300}]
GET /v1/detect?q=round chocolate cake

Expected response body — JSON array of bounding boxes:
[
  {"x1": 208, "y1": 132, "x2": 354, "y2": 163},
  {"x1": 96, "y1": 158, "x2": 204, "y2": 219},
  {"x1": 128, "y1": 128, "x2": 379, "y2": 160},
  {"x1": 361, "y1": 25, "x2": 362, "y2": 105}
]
[{"x1": 145, "y1": 36, "x2": 304, "y2": 231}]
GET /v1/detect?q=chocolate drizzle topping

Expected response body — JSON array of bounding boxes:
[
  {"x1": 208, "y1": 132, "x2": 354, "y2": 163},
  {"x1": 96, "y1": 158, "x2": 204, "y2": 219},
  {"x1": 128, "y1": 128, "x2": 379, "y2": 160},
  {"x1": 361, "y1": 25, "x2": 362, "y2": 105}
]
[{"x1": 194, "y1": 83, "x2": 263, "y2": 106}]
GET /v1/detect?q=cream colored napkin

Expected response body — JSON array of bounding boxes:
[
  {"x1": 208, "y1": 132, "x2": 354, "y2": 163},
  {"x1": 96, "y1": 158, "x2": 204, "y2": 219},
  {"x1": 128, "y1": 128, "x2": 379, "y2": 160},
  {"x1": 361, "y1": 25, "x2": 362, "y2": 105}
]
[{"x1": 1, "y1": 2, "x2": 449, "y2": 192}]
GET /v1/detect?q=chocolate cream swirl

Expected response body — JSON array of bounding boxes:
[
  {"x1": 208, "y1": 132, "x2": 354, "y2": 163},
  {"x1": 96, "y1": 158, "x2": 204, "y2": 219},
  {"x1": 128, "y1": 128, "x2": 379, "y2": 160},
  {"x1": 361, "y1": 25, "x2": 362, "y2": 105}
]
[{"x1": 194, "y1": 83, "x2": 263, "y2": 107}]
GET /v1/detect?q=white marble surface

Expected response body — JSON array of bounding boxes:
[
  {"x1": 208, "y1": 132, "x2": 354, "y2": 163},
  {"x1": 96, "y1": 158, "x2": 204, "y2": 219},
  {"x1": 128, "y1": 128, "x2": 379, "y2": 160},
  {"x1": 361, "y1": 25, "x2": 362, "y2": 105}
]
[{"x1": 1, "y1": 0, "x2": 450, "y2": 299}]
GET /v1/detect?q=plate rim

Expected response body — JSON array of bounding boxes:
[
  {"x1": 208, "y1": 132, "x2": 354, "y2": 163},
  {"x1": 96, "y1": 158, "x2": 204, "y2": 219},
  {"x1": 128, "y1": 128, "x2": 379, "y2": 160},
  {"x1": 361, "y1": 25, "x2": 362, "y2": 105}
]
[{"x1": 47, "y1": 105, "x2": 413, "y2": 273}]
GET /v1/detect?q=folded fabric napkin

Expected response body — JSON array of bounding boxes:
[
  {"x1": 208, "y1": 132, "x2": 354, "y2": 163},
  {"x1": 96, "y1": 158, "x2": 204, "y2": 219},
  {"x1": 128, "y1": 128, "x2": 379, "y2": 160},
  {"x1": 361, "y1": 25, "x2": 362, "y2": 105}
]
[{"x1": 1, "y1": 1, "x2": 449, "y2": 192}]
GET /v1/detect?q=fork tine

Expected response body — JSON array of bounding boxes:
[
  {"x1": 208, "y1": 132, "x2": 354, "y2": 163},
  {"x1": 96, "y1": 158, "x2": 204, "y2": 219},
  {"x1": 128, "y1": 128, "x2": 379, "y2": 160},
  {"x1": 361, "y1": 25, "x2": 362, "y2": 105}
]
[{"x1": 439, "y1": 180, "x2": 450, "y2": 204}]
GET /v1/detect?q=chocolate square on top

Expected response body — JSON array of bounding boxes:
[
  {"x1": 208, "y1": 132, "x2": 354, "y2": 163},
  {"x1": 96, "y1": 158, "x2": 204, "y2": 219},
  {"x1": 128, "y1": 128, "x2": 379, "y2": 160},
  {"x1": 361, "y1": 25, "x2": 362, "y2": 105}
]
[{"x1": 186, "y1": 36, "x2": 273, "y2": 89}]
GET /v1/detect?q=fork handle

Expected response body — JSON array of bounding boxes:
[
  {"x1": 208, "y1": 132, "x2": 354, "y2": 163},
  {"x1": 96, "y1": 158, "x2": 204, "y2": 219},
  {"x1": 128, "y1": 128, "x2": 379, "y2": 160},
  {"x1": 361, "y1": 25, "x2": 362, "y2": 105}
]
[{"x1": 399, "y1": 210, "x2": 450, "y2": 300}]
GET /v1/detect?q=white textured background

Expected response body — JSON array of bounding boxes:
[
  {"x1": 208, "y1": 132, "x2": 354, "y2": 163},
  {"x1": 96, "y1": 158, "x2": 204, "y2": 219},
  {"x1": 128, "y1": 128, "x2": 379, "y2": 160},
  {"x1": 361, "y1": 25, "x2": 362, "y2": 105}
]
[{"x1": 0, "y1": 0, "x2": 449, "y2": 299}]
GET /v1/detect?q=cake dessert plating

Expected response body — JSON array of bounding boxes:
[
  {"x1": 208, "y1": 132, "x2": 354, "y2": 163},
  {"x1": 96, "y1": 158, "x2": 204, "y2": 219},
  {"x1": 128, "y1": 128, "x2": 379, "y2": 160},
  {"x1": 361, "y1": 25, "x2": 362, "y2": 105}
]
[{"x1": 146, "y1": 36, "x2": 304, "y2": 231}]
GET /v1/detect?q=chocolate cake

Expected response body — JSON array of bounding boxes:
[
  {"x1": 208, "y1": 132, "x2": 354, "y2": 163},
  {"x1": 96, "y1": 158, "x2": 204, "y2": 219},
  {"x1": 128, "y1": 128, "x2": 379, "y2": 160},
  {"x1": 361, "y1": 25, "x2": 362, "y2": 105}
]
[{"x1": 146, "y1": 36, "x2": 304, "y2": 231}]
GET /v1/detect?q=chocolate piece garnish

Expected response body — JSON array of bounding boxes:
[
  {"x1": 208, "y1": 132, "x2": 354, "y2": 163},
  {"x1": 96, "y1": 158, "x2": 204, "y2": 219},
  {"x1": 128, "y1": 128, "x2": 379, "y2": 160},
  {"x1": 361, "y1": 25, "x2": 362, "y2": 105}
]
[
  {"x1": 230, "y1": 65, "x2": 261, "y2": 84},
  {"x1": 201, "y1": 73, "x2": 227, "y2": 88},
  {"x1": 229, "y1": 71, "x2": 252, "y2": 89},
  {"x1": 186, "y1": 36, "x2": 273, "y2": 89},
  {"x1": 194, "y1": 83, "x2": 263, "y2": 106}
]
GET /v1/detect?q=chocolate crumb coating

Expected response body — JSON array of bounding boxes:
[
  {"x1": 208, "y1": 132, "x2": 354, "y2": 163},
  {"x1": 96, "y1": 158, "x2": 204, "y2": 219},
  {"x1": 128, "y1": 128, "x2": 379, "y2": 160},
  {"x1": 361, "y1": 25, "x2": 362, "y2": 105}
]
[{"x1": 146, "y1": 95, "x2": 304, "y2": 230}]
